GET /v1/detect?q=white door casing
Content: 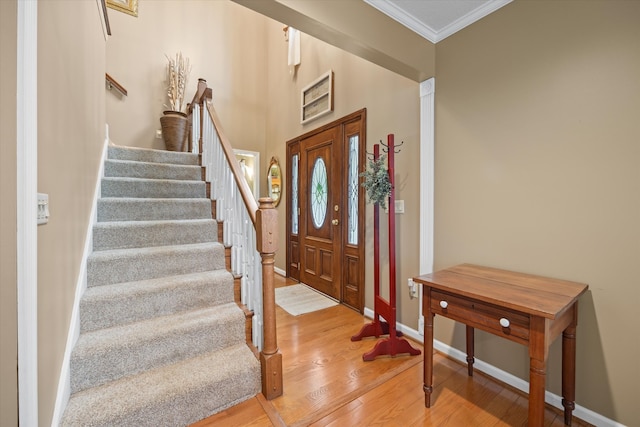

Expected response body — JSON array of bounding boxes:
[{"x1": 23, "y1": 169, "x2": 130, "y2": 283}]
[
  {"x1": 418, "y1": 77, "x2": 435, "y2": 336},
  {"x1": 17, "y1": 0, "x2": 39, "y2": 425}
]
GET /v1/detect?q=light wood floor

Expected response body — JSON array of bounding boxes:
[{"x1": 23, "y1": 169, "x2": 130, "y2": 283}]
[{"x1": 192, "y1": 276, "x2": 593, "y2": 427}]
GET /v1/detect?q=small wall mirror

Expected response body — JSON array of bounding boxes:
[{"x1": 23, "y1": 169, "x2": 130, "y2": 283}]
[{"x1": 268, "y1": 156, "x2": 282, "y2": 207}]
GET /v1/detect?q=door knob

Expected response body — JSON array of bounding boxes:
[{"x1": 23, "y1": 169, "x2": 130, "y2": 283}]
[{"x1": 332, "y1": 219, "x2": 339, "y2": 225}]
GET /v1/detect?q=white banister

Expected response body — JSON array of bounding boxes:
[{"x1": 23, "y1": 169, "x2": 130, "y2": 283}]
[
  {"x1": 194, "y1": 102, "x2": 264, "y2": 350},
  {"x1": 188, "y1": 78, "x2": 282, "y2": 399}
]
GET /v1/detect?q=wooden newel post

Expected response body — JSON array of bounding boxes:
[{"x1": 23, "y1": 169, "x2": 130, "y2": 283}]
[{"x1": 256, "y1": 197, "x2": 283, "y2": 400}]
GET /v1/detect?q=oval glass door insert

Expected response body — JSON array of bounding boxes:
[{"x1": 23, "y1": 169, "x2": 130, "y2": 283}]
[{"x1": 311, "y1": 157, "x2": 328, "y2": 228}]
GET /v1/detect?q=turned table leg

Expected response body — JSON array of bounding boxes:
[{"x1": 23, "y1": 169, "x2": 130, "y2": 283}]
[
  {"x1": 423, "y1": 287, "x2": 434, "y2": 407},
  {"x1": 562, "y1": 305, "x2": 578, "y2": 426},
  {"x1": 466, "y1": 325, "x2": 475, "y2": 376},
  {"x1": 528, "y1": 316, "x2": 549, "y2": 427}
]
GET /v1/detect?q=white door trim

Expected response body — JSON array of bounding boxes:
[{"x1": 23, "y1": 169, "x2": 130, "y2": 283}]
[
  {"x1": 418, "y1": 77, "x2": 435, "y2": 335},
  {"x1": 16, "y1": 0, "x2": 39, "y2": 425}
]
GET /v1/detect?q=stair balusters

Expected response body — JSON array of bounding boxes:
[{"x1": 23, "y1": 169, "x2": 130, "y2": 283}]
[{"x1": 188, "y1": 80, "x2": 283, "y2": 399}]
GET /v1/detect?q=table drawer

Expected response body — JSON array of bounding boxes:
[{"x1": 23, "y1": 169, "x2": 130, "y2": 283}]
[{"x1": 430, "y1": 290, "x2": 530, "y2": 343}]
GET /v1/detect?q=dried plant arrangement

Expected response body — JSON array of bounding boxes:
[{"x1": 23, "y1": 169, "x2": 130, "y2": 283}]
[
  {"x1": 360, "y1": 154, "x2": 392, "y2": 209},
  {"x1": 165, "y1": 52, "x2": 191, "y2": 113}
]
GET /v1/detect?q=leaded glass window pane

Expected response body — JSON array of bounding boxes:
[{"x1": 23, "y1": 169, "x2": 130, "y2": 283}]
[
  {"x1": 291, "y1": 154, "x2": 299, "y2": 235},
  {"x1": 311, "y1": 157, "x2": 328, "y2": 228},
  {"x1": 348, "y1": 136, "x2": 359, "y2": 244}
]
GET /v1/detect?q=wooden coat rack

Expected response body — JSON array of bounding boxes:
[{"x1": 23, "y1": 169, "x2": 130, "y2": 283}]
[{"x1": 351, "y1": 134, "x2": 421, "y2": 361}]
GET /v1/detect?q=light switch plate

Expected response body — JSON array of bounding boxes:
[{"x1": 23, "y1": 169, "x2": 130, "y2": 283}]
[
  {"x1": 394, "y1": 200, "x2": 405, "y2": 214},
  {"x1": 37, "y1": 193, "x2": 49, "y2": 225}
]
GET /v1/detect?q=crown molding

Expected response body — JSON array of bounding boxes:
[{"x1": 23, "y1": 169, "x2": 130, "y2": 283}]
[
  {"x1": 364, "y1": 0, "x2": 512, "y2": 43},
  {"x1": 437, "y1": 0, "x2": 512, "y2": 42},
  {"x1": 365, "y1": 0, "x2": 439, "y2": 42}
]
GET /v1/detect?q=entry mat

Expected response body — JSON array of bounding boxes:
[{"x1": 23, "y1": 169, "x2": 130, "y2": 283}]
[{"x1": 275, "y1": 284, "x2": 338, "y2": 316}]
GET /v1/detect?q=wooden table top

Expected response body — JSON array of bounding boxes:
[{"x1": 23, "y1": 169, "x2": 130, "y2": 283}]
[{"x1": 413, "y1": 264, "x2": 588, "y2": 319}]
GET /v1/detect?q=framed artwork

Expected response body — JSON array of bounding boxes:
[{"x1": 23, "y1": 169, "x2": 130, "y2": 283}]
[
  {"x1": 301, "y1": 70, "x2": 334, "y2": 124},
  {"x1": 107, "y1": 0, "x2": 138, "y2": 17}
]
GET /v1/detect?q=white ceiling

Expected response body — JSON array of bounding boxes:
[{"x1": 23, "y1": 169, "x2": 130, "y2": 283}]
[{"x1": 364, "y1": 0, "x2": 512, "y2": 43}]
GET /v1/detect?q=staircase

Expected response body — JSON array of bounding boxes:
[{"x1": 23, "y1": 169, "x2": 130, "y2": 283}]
[{"x1": 61, "y1": 145, "x2": 261, "y2": 426}]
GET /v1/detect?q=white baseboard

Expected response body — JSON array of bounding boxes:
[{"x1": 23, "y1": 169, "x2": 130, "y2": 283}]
[
  {"x1": 50, "y1": 138, "x2": 109, "y2": 427},
  {"x1": 362, "y1": 307, "x2": 623, "y2": 427},
  {"x1": 274, "y1": 266, "x2": 286, "y2": 277}
]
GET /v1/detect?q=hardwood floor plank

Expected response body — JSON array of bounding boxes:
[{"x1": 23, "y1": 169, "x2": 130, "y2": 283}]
[
  {"x1": 465, "y1": 377, "x2": 521, "y2": 425},
  {"x1": 275, "y1": 337, "x2": 421, "y2": 426},
  {"x1": 189, "y1": 397, "x2": 272, "y2": 427},
  {"x1": 271, "y1": 298, "x2": 423, "y2": 427},
  {"x1": 309, "y1": 365, "x2": 424, "y2": 427},
  {"x1": 256, "y1": 393, "x2": 287, "y2": 427}
]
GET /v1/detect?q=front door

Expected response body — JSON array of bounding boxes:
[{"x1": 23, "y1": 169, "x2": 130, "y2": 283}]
[
  {"x1": 300, "y1": 126, "x2": 341, "y2": 298},
  {"x1": 287, "y1": 110, "x2": 366, "y2": 312}
]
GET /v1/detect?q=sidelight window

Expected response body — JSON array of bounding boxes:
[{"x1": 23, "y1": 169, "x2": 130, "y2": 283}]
[
  {"x1": 291, "y1": 154, "x2": 299, "y2": 234},
  {"x1": 347, "y1": 135, "x2": 359, "y2": 244}
]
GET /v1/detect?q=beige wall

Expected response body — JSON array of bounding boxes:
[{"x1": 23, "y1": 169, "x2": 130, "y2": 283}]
[
  {"x1": 263, "y1": 20, "x2": 422, "y2": 324},
  {"x1": 0, "y1": 1, "x2": 18, "y2": 425},
  {"x1": 434, "y1": 1, "x2": 640, "y2": 424},
  {"x1": 37, "y1": 1, "x2": 106, "y2": 425},
  {"x1": 105, "y1": 1, "x2": 268, "y2": 155}
]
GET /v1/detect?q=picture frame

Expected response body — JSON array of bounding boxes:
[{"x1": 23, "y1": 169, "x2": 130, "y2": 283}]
[
  {"x1": 301, "y1": 70, "x2": 334, "y2": 124},
  {"x1": 107, "y1": 0, "x2": 138, "y2": 17}
]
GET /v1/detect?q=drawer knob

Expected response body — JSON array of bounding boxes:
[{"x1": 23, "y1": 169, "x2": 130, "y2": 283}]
[
  {"x1": 499, "y1": 317, "x2": 510, "y2": 328},
  {"x1": 439, "y1": 300, "x2": 448, "y2": 309}
]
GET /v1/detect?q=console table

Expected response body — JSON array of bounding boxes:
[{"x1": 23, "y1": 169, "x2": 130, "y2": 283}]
[{"x1": 413, "y1": 264, "x2": 588, "y2": 426}]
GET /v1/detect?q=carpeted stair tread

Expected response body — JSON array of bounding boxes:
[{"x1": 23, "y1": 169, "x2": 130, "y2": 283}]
[
  {"x1": 70, "y1": 303, "x2": 245, "y2": 394},
  {"x1": 87, "y1": 242, "x2": 226, "y2": 287},
  {"x1": 108, "y1": 145, "x2": 200, "y2": 166},
  {"x1": 101, "y1": 176, "x2": 206, "y2": 198},
  {"x1": 93, "y1": 219, "x2": 217, "y2": 250},
  {"x1": 97, "y1": 197, "x2": 212, "y2": 222},
  {"x1": 105, "y1": 158, "x2": 202, "y2": 181},
  {"x1": 80, "y1": 270, "x2": 234, "y2": 332},
  {"x1": 61, "y1": 343, "x2": 261, "y2": 427}
]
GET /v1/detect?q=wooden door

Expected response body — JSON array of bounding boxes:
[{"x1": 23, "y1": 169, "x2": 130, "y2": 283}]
[
  {"x1": 287, "y1": 110, "x2": 366, "y2": 312},
  {"x1": 299, "y1": 126, "x2": 342, "y2": 298}
]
